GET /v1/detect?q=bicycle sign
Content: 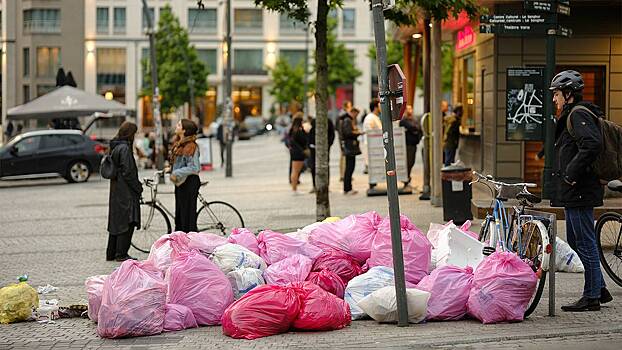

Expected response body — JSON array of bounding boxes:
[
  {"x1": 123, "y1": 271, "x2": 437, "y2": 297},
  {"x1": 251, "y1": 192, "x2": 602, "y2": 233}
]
[{"x1": 506, "y1": 67, "x2": 545, "y2": 141}]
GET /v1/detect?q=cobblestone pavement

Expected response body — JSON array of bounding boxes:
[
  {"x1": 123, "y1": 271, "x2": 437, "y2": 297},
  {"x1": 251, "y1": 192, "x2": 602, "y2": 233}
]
[{"x1": 0, "y1": 134, "x2": 620, "y2": 349}]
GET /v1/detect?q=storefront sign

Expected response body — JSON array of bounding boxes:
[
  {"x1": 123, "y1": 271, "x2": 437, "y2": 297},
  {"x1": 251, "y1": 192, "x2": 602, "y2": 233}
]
[
  {"x1": 456, "y1": 26, "x2": 475, "y2": 50},
  {"x1": 506, "y1": 67, "x2": 545, "y2": 141}
]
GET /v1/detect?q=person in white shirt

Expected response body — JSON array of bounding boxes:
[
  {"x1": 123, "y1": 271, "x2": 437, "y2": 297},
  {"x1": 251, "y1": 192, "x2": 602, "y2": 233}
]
[{"x1": 362, "y1": 99, "x2": 381, "y2": 186}]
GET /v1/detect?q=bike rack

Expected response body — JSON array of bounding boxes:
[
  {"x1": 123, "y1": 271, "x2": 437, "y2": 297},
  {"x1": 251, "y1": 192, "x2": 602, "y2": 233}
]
[{"x1": 524, "y1": 209, "x2": 557, "y2": 317}]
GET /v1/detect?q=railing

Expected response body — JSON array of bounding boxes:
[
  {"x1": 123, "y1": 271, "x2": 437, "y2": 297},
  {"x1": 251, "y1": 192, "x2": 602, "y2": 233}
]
[{"x1": 23, "y1": 20, "x2": 60, "y2": 34}]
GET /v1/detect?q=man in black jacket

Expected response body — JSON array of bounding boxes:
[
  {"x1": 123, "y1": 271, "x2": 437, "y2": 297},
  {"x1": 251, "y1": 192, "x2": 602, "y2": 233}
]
[{"x1": 549, "y1": 70, "x2": 613, "y2": 311}]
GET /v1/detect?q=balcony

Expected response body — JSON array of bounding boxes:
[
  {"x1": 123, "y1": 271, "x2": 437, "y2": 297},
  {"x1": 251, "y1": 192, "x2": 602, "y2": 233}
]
[{"x1": 23, "y1": 20, "x2": 61, "y2": 34}]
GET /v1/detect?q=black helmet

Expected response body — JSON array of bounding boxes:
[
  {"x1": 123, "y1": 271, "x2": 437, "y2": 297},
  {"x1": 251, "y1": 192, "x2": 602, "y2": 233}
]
[{"x1": 549, "y1": 70, "x2": 584, "y2": 91}]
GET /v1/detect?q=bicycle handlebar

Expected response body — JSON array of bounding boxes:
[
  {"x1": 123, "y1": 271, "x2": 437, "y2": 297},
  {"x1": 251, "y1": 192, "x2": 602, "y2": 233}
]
[{"x1": 471, "y1": 171, "x2": 536, "y2": 188}]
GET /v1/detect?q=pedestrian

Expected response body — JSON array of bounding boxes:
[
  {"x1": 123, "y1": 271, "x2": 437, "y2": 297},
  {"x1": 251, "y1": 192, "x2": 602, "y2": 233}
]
[
  {"x1": 288, "y1": 113, "x2": 308, "y2": 194},
  {"x1": 15, "y1": 124, "x2": 23, "y2": 137},
  {"x1": 363, "y1": 99, "x2": 382, "y2": 184},
  {"x1": 549, "y1": 70, "x2": 612, "y2": 311},
  {"x1": 217, "y1": 122, "x2": 226, "y2": 167},
  {"x1": 4, "y1": 121, "x2": 14, "y2": 141},
  {"x1": 106, "y1": 121, "x2": 142, "y2": 262},
  {"x1": 336, "y1": 100, "x2": 353, "y2": 182},
  {"x1": 442, "y1": 103, "x2": 462, "y2": 166},
  {"x1": 399, "y1": 104, "x2": 422, "y2": 188},
  {"x1": 169, "y1": 119, "x2": 201, "y2": 233},
  {"x1": 340, "y1": 107, "x2": 362, "y2": 195},
  {"x1": 307, "y1": 115, "x2": 335, "y2": 193}
]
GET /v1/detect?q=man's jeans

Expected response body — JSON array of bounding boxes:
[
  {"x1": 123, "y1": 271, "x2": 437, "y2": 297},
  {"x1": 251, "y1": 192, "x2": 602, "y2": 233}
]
[{"x1": 565, "y1": 207, "x2": 606, "y2": 299}]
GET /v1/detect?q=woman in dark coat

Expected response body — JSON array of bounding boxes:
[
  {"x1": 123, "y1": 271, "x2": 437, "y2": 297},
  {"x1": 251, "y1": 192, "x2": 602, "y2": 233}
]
[
  {"x1": 107, "y1": 122, "x2": 142, "y2": 261},
  {"x1": 288, "y1": 114, "x2": 307, "y2": 194}
]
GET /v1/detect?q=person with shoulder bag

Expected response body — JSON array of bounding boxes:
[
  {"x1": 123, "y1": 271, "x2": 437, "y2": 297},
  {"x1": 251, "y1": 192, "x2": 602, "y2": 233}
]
[
  {"x1": 288, "y1": 113, "x2": 308, "y2": 194},
  {"x1": 340, "y1": 107, "x2": 362, "y2": 195},
  {"x1": 106, "y1": 122, "x2": 142, "y2": 262},
  {"x1": 169, "y1": 119, "x2": 201, "y2": 232},
  {"x1": 549, "y1": 70, "x2": 613, "y2": 312}
]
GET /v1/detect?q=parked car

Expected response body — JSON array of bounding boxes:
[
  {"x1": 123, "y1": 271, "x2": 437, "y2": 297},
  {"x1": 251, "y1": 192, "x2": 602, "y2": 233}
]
[
  {"x1": 0, "y1": 130, "x2": 105, "y2": 183},
  {"x1": 238, "y1": 117, "x2": 268, "y2": 140}
]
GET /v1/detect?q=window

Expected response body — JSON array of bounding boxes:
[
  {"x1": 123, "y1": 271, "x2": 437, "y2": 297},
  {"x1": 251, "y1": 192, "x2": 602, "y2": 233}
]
[
  {"x1": 37, "y1": 85, "x2": 56, "y2": 97},
  {"x1": 36, "y1": 47, "x2": 61, "y2": 78},
  {"x1": 458, "y1": 54, "x2": 475, "y2": 129},
  {"x1": 233, "y1": 49, "x2": 264, "y2": 75},
  {"x1": 188, "y1": 8, "x2": 217, "y2": 34},
  {"x1": 342, "y1": 9, "x2": 355, "y2": 34},
  {"x1": 197, "y1": 49, "x2": 217, "y2": 75},
  {"x1": 23, "y1": 85, "x2": 30, "y2": 103},
  {"x1": 113, "y1": 7, "x2": 126, "y2": 34},
  {"x1": 280, "y1": 49, "x2": 306, "y2": 67},
  {"x1": 97, "y1": 48, "x2": 126, "y2": 103},
  {"x1": 96, "y1": 7, "x2": 109, "y2": 34},
  {"x1": 23, "y1": 9, "x2": 61, "y2": 33},
  {"x1": 14, "y1": 136, "x2": 41, "y2": 154},
  {"x1": 41, "y1": 134, "x2": 66, "y2": 149},
  {"x1": 279, "y1": 13, "x2": 305, "y2": 34},
  {"x1": 23, "y1": 48, "x2": 30, "y2": 77},
  {"x1": 234, "y1": 9, "x2": 262, "y2": 34},
  {"x1": 142, "y1": 7, "x2": 155, "y2": 31}
]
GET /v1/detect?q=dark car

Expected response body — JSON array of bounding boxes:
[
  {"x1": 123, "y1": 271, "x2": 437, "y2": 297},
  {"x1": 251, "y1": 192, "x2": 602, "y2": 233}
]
[{"x1": 0, "y1": 130, "x2": 105, "y2": 183}]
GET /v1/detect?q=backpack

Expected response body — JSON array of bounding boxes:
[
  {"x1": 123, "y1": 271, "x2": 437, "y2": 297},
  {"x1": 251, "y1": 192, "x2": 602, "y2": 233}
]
[
  {"x1": 567, "y1": 105, "x2": 622, "y2": 182},
  {"x1": 100, "y1": 152, "x2": 116, "y2": 180}
]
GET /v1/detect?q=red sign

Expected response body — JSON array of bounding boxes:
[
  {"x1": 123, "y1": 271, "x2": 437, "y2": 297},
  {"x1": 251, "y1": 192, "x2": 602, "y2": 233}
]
[
  {"x1": 387, "y1": 64, "x2": 407, "y2": 121},
  {"x1": 456, "y1": 26, "x2": 476, "y2": 51}
]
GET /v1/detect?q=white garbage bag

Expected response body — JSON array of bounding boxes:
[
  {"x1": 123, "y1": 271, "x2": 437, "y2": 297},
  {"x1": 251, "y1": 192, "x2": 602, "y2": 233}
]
[
  {"x1": 210, "y1": 243, "x2": 267, "y2": 274},
  {"x1": 357, "y1": 286, "x2": 430, "y2": 324},
  {"x1": 226, "y1": 268, "x2": 265, "y2": 299},
  {"x1": 555, "y1": 237, "x2": 585, "y2": 273},
  {"x1": 344, "y1": 266, "x2": 395, "y2": 320}
]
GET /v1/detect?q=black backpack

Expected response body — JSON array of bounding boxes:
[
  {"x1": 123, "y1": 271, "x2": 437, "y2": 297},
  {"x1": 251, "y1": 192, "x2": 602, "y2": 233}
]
[{"x1": 100, "y1": 151, "x2": 116, "y2": 180}]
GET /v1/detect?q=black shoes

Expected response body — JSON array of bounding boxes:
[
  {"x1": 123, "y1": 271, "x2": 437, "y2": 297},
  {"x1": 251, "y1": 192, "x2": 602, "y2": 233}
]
[
  {"x1": 561, "y1": 296, "x2": 601, "y2": 312},
  {"x1": 600, "y1": 287, "x2": 613, "y2": 304},
  {"x1": 114, "y1": 255, "x2": 136, "y2": 262}
]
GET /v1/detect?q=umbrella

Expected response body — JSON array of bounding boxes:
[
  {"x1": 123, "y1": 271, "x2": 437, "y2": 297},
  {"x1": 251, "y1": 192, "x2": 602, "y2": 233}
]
[{"x1": 7, "y1": 86, "x2": 131, "y2": 120}]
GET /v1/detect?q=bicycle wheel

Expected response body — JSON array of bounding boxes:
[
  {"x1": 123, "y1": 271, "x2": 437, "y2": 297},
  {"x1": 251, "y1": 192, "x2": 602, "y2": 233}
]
[
  {"x1": 596, "y1": 212, "x2": 622, "y2": 287},
  {"x1": 510, "y1": 220, "x2": 550, "y2": 317},
  {"x1": 132, "y1": 203, "x2": 172, "y2": 253},
  {"x1": 196, "y1": 201, "x2": 244, "y2": 236}
]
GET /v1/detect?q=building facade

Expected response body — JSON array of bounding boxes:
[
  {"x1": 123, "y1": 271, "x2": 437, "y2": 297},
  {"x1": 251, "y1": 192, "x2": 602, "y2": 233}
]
[
  {"x1": 1, "y1": 0, "x2": 85, "y2": 134},
  {"x1": 84, "y1": 0, "x2": 377, "y2": 130}
]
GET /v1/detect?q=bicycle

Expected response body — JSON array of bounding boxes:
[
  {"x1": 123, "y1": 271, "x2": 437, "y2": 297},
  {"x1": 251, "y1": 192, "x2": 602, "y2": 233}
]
[
  {"x1": 471, "y1": 171, "x2": 552, "y2": 317},
  {"x1": 131, "y1": 171, "x2": 245, "y2": 253},
  {"x1": 596, "y1": 179, "x2": 622, "y2": 287}
]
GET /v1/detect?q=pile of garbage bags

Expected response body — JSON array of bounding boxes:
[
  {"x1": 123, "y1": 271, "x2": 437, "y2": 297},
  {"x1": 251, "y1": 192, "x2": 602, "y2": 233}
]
[{"x1": 83, "y1": 211, "x2": 582, "y2": 340}]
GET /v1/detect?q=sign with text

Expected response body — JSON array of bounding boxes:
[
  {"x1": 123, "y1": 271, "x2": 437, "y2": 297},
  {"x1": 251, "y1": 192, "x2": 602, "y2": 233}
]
[
  {"x1": 367, "y1": 121, "x2": 408, "y2": 184},
  {"x1": 524, "y1": 0, "x2": 570, "y2": 15},
  {"x1": 506, "y1": 67, "x2": 545, "y2": 141},
  {"x1": 387, "y1": 64, "x2": 406, "y2": 121}
]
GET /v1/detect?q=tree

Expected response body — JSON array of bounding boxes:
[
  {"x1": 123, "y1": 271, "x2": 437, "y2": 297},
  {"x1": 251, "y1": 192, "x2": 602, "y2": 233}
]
[
  {"x1": 142, "y1": 5, "x2": 208, "y2": 113},
  {"x1": 325, "y1": 17, "x2": 361, "y2": 95},
  {"x1": 268, "y1": 58, "x2": 305, "y2": 108},
  {"x1": 256, "y1": 0, "x2": 343, "y2": 221},
  {"x1": 367, "y1": 37, "x2": 404, "y2": 67}
]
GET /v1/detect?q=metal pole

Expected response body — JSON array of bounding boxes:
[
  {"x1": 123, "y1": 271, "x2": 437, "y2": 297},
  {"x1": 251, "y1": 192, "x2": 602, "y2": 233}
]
[
  {"x1": 141, "y1": 0, "x2": 164, "y2": 178},
  {"x1": 371, "y1": 0, "x2": 409, "y2": 327},
  {"x1": 224, "y1": 0, "x2": 233, "y2": 177},
  {"x1": 420, "y1": 113, "x2": 431, "y2": 200},
  {"x1": 542, "y1": 33, "x2": 556, "y2": 199}
]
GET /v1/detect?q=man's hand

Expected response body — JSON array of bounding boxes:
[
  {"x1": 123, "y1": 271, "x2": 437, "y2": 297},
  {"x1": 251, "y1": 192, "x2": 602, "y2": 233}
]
[
  {"x1": 170, "y1": 174, "x2": 177, "y2": 183},
  {"x1": 564, "y1": 176, "x2": 577, "y2": 186}
]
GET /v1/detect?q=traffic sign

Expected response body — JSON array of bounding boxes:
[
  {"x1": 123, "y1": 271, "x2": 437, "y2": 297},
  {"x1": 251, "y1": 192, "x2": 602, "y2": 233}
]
[
  {"x1": 524, "y1": 0, "x2": 570, "y2": 16},
  {"x1": 387, "y1": 64, "x2": 406, "y2": 121}
]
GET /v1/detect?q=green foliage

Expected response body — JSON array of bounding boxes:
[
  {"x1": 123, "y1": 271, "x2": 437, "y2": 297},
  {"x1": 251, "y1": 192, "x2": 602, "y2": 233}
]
[
  {"x1": 383, "y1": 0, "x2": 485, "y2": 25},
  {"x1": 368, "y1": 37, "x2": 404, "y2": 66},
  {"x1": 141, "y1": 5, "x2": 208, "y2": 112},
  {"x1": 441, "y1": 42, "x2": 453, "y2": 93},
  {"x1": 324, "y1": 17, "x2": 362, "y2": 94},
  {"x1": 268, "y1": 58, "x2": 305, "y2": 106}
]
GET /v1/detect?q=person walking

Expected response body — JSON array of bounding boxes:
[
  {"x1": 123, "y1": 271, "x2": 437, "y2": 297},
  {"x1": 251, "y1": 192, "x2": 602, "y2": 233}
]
[
  {"x1": 442, "y1": 103, "x2": 462, "y2": 166},
  {"x1": 169, "y1": 119, "x2": 201, "y2": 232},
  {"x1": 399, "y1": 105, "x2": 422, "y2": 188},
  {"x1": 340, "y1": 107, "x2": 362, "y2": 195},
  {"x1": 107, "y1": 122, "x2": 142, "y2": 262},
  {"x1": 549, "y1": 70, "x2": 612, "y2": 312},
  {"x1": 336, "y1": 100, "x2": 353, "y2": 181},
  {"x1": 307, "y1": 115, "x2": 335, "y2": 193},
  {"x1": 288, "y1": 114, "x2": 308, "y2": 194},
  {"x1": 216, "y1": 123, "x2": 226, "y2": 168}
]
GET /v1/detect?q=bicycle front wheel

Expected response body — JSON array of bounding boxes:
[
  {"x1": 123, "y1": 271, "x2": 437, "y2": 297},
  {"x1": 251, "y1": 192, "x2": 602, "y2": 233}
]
[
  {"x1": 197, "y1": 201, "x2": 244, "y2": 236},
  {"x1": 596, "y1": 212, "x2": 622, "y2": 287},
  {"x1": 132, "y1": 203, "x2": 172, "y2": 253}
]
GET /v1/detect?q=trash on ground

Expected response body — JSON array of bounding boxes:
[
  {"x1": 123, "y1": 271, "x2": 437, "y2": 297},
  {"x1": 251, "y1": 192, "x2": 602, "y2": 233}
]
[
  {"x1": 257, "y1": 230, "x2": 322, "y2": 265},
  {"x1": 292, "y1": 282, "x2": 350, "y2": 331},
  {"x1": 345, "y1": 266, "x2": 396, "y2": 320},
  {"x1": 163, "y1": 303, "x2": 198, "y2": 332},
  {"x1": 187, "y1": 232, "x2": 228, "y2": 255},
  {"x1": 228, "y1": 228, "x2": 260, "y2": 255},
  {"x1": 416, "y1": 265, "x2": 473, "y2": 321},
  {"x1": 0, "y1": 280, "x2": 39, "y2": 324},
  {"x1": 555, "y1": 237, "x2": 585, "y2": 273},
  {"x1": 263, "y1": 254, "x2": 313, "y2": 286},
  {"x1": 37, "y1": 284, "x2": 59, "y2": 295},
  {"x1": 357, "y1": 286, "x2": 429, "y2": 324},
  {"x1": 306, "y1": 269, "x2": 345, "y2": 299},
  {"x1": 311, "y1": 248, "x2": 364, "y2": 284},
  {"x1": 227, "y1": 268, "x2": 265, "y2": 299},
  {"x1": 85, "y1": 275, "x2": 107, "y2": 322},
  {"x1": 210, "y1": 243, "x2": 266, "y2": 273}
]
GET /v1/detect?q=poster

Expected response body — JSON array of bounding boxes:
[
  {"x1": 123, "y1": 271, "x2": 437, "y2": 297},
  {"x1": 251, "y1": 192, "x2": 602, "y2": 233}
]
[
  {"x1": 367, "y1": 121, "x2": 408, "y2": 184},
  {"x1": 506, "y1": 67, "x2": 545, "y2": 141}
]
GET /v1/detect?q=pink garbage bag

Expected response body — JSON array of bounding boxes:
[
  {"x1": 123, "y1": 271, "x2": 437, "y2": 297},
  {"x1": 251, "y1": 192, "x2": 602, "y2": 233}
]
[
  {"x1": 97, "y1": 261, "x2": 166, "y2": 338},
  {"x1": 292, "y1": 282, "x2": 351, "y2": 331},
  {"x1": 257, "y1": 230, "x2": 322, "y2": 265},
  {"x1": 416, "y1": 265, "x2": 474, "y2": 320},
  {"x1": 85, "y1": 275, "x2": 107, "y2": 322},
  {"x1": 163, "y1": 303, "x2": 198, "y2": 332},
  {"x1": 312, "y1": 248, "x2": 363, "y2": 284},
  {"x1": 308, "y1": 211, "x2": 382, "y2": 263},
  {"x1": 367, "y1": 215, "x2": 432, "y2": 284},
  {"x1": 263, "y1": 254, "x2": 313, "y2": 285},
  {"x1": 147, "y1": 232, "x2": 191, "y2": 273},
  {"x1": 459, "y1": 221, "x2": 479, "y2": 240},
  {"x1": 187, "y1": 232, "x2": 228, "y2": 254},
  {"x1": 166, "y1": 250, "x2": 234, "y2": 326},
  {"x1": 306, "y1": 269, "x2": 345, "y2": 298},
  {"x1": 467, "y1": 251, "x2": 538, "y2": 324},
  {"x1": 228, "y1": 228, "x2": 260, "y2": 255}
]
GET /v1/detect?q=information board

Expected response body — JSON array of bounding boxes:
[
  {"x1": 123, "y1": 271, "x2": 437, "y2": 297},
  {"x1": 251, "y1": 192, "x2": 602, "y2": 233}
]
[
  {"x1": 367, "y1": 121, "x2": 408, "y2": 184},
  {"x1": 506, "y1": 67, "x2": 546, "y2": 141}
]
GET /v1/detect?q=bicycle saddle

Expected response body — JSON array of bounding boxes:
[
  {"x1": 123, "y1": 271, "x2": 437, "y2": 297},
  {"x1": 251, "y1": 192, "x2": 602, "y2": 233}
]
[
  {"x1": 608, "y1": 180, "x2": 622, "y2": 193},
  {"x1": 516, "y1": 192, "x2": 541, "y2": 204}
]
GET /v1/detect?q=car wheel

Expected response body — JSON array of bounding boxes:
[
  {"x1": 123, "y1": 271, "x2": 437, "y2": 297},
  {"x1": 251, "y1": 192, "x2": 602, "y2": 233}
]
[{"x1": 66, "y1": 161, "x2": 91, "y2": 183}]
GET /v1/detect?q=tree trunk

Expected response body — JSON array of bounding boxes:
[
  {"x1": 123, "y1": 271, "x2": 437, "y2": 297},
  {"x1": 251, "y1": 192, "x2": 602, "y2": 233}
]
[{"x1": 315, "y1": 0, "x2": 330, "y2": 220}]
